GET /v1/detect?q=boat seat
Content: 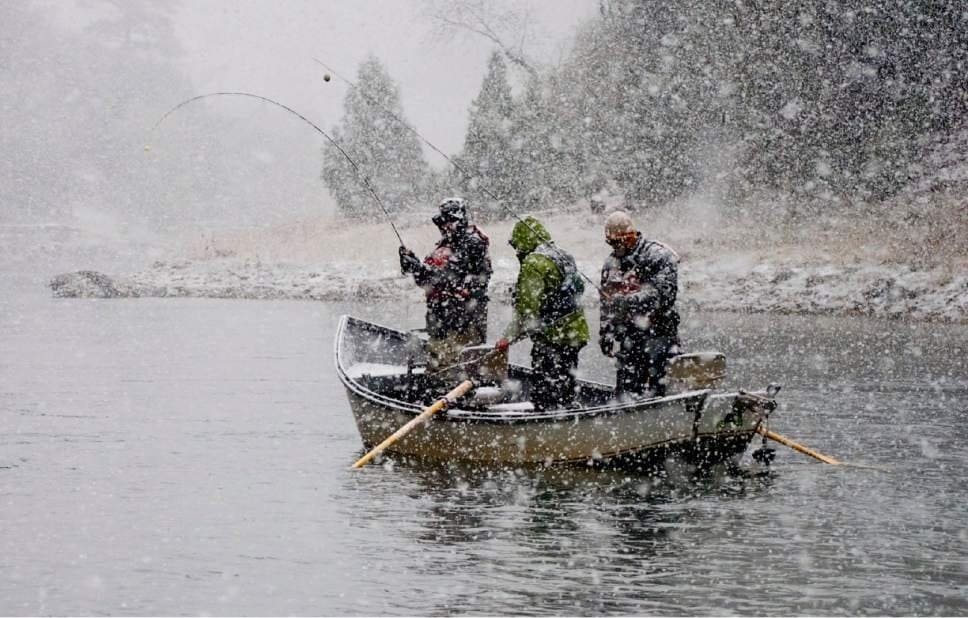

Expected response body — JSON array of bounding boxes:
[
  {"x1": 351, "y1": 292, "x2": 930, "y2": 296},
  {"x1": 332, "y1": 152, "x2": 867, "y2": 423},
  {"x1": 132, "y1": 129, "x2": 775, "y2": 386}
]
[
  {"x1": 345, "y1": 362, "x2": 424, "y2": 379},
  {"x1": 467, "y1": 385, "x2": 535, "y2": 411},
  {"x1": 665, "y1": 351, "x2": 726, "y2": 393},
  {"x1": 470, "y1": 386, "x2": 505, "y2": 405}
]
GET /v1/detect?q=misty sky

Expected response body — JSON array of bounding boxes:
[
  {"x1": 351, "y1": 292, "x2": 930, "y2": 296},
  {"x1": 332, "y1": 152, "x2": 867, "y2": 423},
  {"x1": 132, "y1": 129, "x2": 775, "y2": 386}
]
[
  {"x1": 4, "y1": 0, "x2": 594, "y2": 234},
  {"x1": 173, "y1": 0, "x2": 596, "y2": 157}
]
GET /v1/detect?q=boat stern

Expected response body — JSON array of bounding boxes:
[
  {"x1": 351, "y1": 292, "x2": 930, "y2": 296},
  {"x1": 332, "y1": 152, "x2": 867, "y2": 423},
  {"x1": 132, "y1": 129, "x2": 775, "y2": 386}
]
[{"x1": 689, "y1": 384, "x2": 780, "y2": 466}]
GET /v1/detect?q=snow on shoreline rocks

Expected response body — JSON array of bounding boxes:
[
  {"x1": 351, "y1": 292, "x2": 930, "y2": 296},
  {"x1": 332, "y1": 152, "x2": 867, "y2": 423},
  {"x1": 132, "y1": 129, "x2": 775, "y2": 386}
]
[
  {"x1": 49, "y1": 259, "x2": 420, "y2": 302},
  {"x1": 681, "y1": 259, "x2": 967, "y2": 322},
  {"x1": 49, "y1": 253, "x2": 968, "y2": 323}
]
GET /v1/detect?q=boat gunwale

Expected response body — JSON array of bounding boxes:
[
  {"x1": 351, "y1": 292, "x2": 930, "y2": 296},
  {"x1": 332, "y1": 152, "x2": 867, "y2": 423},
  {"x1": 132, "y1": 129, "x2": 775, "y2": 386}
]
[{"x1": 335, "y1": 314, "x2": 713, "y2": 425}]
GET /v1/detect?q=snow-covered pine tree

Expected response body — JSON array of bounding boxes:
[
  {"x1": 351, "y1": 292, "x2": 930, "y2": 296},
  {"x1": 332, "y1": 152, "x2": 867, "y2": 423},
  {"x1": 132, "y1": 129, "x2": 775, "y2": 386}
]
[
  {"x1": 507, "y1": 74, "x2": 560, "y2": 212},
  {"x1": 321, "y1": 55, "x2": 429, "y2": 218},
  {"x1": 551, "y1": 18, "x2": 635, "y2": 208},
  {"x1": 455, "y1": 51, "x2": 514, "y2": 218}
]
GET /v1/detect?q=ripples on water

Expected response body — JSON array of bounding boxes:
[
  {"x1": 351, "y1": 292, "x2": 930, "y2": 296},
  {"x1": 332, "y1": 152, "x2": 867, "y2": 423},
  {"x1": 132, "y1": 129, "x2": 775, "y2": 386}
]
[
  {"x1": 344, "y1": 462, "x2": 783, "y2": 616},
  {"x1": 1, "y1": 285, "x2": 966, "y2": 615}
]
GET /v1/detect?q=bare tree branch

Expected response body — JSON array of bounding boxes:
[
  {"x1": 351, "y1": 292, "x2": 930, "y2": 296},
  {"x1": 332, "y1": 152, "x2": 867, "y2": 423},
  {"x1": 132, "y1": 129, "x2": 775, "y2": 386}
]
[{"x1": 421, "y1": 0, "x2": 540, "y2": 80}]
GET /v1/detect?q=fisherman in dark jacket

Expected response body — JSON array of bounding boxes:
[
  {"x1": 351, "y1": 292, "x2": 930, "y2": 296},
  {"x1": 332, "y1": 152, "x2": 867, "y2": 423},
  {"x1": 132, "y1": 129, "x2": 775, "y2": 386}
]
[
  {"x1": 399, "y1": 197, "x2": 492, "y2": 371},
  {"x1": 599, "y1": 211, "x2": 681, "y2": 397},
  {"x1": 494, "y1": 216, "x2": 589, "y2": 411}
]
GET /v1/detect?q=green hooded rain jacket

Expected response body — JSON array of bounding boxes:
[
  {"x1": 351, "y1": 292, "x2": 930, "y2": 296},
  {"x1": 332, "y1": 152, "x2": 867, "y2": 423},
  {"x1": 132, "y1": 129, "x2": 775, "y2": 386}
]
[{"x1": 503, "y1": 216, "x2": 589, "y2": 348}]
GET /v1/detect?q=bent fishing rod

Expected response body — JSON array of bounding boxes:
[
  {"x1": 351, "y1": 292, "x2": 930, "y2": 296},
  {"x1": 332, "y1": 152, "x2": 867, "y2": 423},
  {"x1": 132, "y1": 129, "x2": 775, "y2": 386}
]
[
  {"x1": 149, "y1": 91, "x2": 406, "y2": 247},
  {"x1": 313, "y1": 58, "x2": 604, "y2": 294}
]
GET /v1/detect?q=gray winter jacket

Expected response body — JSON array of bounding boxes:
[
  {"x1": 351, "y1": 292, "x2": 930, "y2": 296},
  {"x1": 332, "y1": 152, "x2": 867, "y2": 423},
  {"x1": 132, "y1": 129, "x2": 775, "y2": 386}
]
[{"x1": 600, "y1": 233, "x2": 680, "y2": 342}]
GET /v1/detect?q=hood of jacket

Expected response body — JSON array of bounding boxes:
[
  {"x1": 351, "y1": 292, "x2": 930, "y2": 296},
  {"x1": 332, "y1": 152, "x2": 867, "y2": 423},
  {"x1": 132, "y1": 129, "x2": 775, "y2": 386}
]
[{"x1": 509, "y1": 216, "x2": 552, "y2": 256}]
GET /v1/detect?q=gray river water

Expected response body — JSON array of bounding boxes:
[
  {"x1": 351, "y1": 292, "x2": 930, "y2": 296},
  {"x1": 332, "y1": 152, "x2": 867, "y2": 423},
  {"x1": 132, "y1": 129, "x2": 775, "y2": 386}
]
[{"x1": 2, "y1": 275, "x2": 967, "y2": 615}]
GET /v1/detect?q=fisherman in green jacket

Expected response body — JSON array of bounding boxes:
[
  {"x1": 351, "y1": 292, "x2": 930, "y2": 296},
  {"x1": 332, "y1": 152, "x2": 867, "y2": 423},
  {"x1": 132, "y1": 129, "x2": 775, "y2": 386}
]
[{"x1": 494, "y1": 216, "x2": 589, "y2": 411}]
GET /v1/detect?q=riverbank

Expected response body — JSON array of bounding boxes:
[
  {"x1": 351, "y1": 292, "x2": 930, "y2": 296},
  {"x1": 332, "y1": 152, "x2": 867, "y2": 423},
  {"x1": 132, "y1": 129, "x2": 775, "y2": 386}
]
[{"x1": 47, "y1": 197, "x2": 968, "y2": 323}]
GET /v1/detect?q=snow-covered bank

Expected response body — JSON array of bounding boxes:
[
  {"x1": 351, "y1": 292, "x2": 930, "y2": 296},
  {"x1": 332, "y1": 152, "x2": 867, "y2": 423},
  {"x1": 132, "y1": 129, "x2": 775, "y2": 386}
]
[{"x1": 48, "y1": 208, "x2": 968, "y2": 324}]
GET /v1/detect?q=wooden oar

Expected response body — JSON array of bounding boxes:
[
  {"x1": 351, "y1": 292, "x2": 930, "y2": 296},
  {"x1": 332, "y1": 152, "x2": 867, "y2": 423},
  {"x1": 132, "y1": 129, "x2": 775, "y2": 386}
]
[
  {"x1": 351, "y1": 380, "x2": 474, "y2": 469},
  {"x1": 756, "y1": 426, "x2": 842, "y2": 465}
]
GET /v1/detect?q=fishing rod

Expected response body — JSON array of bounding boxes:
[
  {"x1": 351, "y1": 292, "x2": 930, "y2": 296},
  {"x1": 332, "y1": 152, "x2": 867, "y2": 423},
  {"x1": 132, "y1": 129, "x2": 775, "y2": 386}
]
[
  {"x1": 313, "y1": 58, "x2": 604, "y2": 294},
  {"x1": 149, "y1": 91, "x2": 406, "y2": 247}
]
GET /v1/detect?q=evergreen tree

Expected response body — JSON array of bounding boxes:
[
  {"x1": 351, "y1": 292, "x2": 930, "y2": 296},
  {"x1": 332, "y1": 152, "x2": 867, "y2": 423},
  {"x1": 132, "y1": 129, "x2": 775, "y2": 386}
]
[
  {"x1": 553, "y1": 19, "x2": 635, "y2": 206},
  {"x1": 322, "y1": 55, "x2": 429, "y2": 218},
  {"x1": 507, "y1": 75, "x2": 560, "y2": 211},
  {"x1": 0, "y1": 1, "x2": 232, "y2": 229},
  {"x1": 550, "y1": 0, "x2": 740, "y2": 209},
  {"x1": 540, "y1": 70, "x2": 589, "y2": 207},
  {"x1": 551, "y1": 0, "x2": 967, "y2": 207},
  {"x1": 737, "y1": 0, "x2": 968, "y2": 200},
  {"x1": 456, "y1": 51, "x2": 514, "y2": 217}
]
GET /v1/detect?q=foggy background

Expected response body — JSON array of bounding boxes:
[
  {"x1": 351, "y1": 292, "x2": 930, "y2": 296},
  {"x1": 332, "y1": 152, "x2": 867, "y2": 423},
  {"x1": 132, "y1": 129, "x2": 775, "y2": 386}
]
[
  {"x1": 3, "y1": 0, "x2": 965, "y2": 281},
  {"x1": 1, "y1": 0, "x2": 593, "y2": 240}
]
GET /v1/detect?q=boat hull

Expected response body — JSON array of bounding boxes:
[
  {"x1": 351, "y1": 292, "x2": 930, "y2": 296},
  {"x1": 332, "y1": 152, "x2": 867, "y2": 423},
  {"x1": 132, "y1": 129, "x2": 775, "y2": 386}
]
[{"x1": 336, "y1": 315, "x2": 776, "y2": 469}]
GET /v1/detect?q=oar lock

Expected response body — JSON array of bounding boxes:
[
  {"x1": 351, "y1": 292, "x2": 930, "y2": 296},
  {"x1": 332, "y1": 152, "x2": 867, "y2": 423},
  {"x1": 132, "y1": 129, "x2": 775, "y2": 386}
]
[
  {"x1": 439, "y1": 381, "x2": 478, "y2": 411},
  {"x1": 752, "y1": 387, "x2": 780, "y2": 466},
  {"x1": 440, "y1": 396, "x2": 457, "y2": 410},
  {"x1": 751, "y1": 417, "x2": 777, "y2": 465},
  {"x1": 751, "y1": 440, "x2": 777, "y2": 465}
]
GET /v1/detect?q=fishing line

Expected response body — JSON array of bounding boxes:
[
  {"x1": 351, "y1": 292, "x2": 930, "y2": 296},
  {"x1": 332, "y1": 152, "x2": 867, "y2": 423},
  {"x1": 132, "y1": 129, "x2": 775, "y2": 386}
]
[
  {"x1": 150, "y1": 91, "x2": 406, "y2": 247},
  {"x1": 313, "y1": 58, "x2": 604, "y2": 293}
]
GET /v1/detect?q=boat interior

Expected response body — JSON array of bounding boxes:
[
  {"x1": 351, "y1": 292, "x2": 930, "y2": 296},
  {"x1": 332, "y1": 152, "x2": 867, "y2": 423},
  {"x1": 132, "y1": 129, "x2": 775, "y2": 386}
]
[
  {"x1": 346, "y1": 363, "x2": 618, "y2": 410},
  {"x1": 338, "y1": 317, "x2": 617, "y2": 410},
  {"x1": 336, "y1": 316, "x2": 726, "y2": 411},
  {"x1": 337, "y1": 316, "x2": 727, "y2": 412}
]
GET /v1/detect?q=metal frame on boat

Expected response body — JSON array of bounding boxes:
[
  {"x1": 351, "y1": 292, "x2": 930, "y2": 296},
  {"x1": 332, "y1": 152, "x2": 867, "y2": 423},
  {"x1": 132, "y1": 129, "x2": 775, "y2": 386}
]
[{"x1": 336, "y1": 315, "x2": 778, "y2": 470}]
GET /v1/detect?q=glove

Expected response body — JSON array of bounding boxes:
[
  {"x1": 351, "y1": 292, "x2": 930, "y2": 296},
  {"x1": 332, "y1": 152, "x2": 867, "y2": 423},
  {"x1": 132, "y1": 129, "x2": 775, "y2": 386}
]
[
  {"x1": 398, "y1": 246, "x2": 420, "y2": 274},
  {"x1": 494, "y1": 338, "x2": 510, "y2": 353}
]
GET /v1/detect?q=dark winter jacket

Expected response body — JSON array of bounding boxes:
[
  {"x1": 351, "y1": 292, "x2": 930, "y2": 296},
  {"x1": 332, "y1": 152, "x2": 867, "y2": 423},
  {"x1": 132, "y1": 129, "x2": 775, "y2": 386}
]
[
  {"x1": 406, "y1": 225, "x2": 492, "y2": 339},
  {"x1": 600, "y1": 233, "x2": 680, "y2": 344}
]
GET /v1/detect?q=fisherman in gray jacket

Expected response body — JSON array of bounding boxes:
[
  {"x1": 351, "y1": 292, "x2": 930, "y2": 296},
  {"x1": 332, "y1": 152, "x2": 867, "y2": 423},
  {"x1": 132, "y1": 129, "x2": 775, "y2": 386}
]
[{"x1": 599, "y1": 211, "x2": 681, "y2": 397}]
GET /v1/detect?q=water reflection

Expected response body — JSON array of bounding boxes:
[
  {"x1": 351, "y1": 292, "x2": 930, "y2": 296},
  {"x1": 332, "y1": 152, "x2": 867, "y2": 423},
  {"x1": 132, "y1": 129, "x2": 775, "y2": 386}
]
[{"x1": 341, "y1": 456, "x2": 780, "y2": 614}]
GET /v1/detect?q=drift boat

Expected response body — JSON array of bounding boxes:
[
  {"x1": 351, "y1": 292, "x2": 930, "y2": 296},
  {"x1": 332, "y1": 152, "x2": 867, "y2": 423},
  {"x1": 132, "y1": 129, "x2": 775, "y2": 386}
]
[{"x1": 336, "y1": 315, "x2": 779, "y2": 470}]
